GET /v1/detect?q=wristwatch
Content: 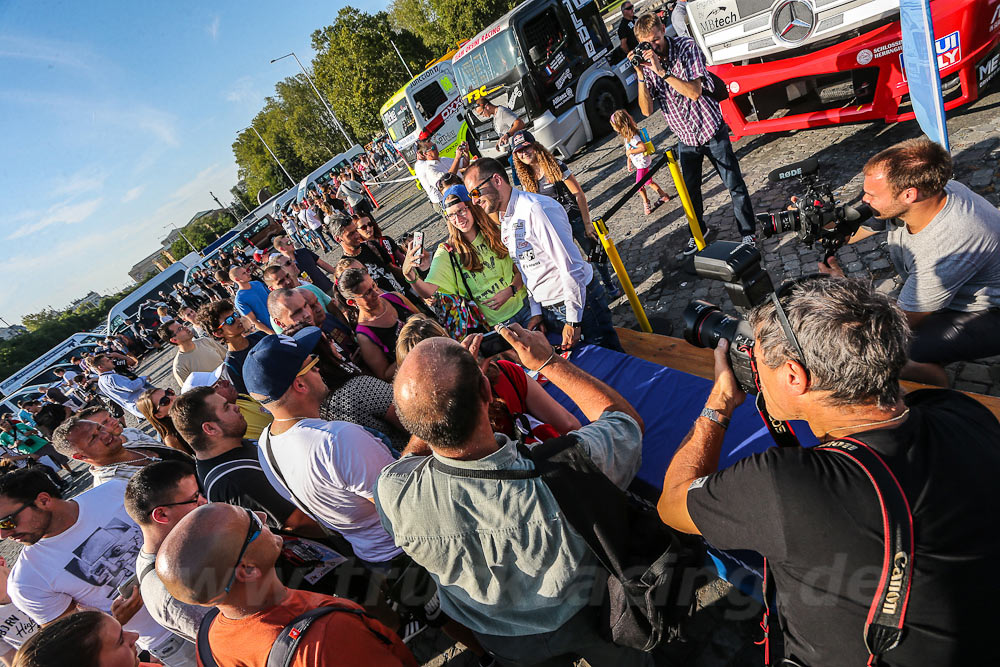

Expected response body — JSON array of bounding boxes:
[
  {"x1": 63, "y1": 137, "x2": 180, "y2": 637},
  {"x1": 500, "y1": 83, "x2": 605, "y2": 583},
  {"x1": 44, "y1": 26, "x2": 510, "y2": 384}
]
[{"x1": 699, "y1": 408, "x2": 730, "y2": 430}]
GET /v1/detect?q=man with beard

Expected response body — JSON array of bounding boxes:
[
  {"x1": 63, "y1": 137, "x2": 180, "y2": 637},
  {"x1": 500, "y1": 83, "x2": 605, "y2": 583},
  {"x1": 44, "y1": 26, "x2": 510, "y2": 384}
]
[{"x1": 816, "y1": 138, "x2": 1000, "y2": 387}]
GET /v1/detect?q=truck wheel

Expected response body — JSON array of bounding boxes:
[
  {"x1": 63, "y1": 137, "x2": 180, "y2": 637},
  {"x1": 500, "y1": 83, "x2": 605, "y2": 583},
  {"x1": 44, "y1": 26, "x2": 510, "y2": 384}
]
[{"x1": 585, "y1": 79, "x2": 623, "y2": 138}]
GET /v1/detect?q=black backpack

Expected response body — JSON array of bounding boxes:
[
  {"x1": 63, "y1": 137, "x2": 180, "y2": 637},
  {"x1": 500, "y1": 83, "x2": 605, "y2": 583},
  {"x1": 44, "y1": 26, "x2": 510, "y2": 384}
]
[
  {"x1": 429, "y1": 432, "x2": 705, "y2": 651},
  {"x1": 196, "y1": 603, "x2": 396, "y2": 667}
]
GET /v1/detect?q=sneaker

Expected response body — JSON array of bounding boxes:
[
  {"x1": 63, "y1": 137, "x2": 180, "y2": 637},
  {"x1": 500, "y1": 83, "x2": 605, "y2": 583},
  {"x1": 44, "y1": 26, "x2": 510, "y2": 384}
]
[
  {"x1": 400, "y1": 619, "x2": 427, "y2": 643},
  {"x1": 741, "y1": 234, "x2": 757, "y2": 248},
  {"x1": 682, "y1": 227, "x2": 713, "y2": 256}
]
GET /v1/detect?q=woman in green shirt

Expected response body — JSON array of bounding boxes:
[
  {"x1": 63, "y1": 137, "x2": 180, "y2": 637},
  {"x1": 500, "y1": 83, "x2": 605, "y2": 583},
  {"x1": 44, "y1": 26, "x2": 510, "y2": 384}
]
[{"x1": 402, "y1": 185, "x2": 538, "y2": 329}]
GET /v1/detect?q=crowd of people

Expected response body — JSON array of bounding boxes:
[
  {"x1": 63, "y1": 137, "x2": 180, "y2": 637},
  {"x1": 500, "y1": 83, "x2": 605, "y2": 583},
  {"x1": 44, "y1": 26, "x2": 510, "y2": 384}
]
[{"x1": 1, "y1": 11, "x2": 999, "y2": 667}]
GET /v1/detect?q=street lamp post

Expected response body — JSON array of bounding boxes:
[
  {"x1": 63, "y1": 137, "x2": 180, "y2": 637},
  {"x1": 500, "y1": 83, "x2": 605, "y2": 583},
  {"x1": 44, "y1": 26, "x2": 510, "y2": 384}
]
[
  {"x1": 247, "y1": 126, "x2": 296, "y2": 186},
  {"x1": 163, "y1": 222, "x2": 200, "y2": 257},
  {"x1": 271, "y1": 51, "x2": 354, "y2": 147},
  {"x1": 389, "y1": 39, "x2": 414, "y2": 79}
]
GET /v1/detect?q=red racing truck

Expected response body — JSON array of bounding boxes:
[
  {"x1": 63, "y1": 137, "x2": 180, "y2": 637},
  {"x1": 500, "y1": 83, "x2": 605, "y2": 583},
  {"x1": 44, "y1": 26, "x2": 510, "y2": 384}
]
[{"x1": 683, "y1": 0, "x2": 1000, "y2": 139}]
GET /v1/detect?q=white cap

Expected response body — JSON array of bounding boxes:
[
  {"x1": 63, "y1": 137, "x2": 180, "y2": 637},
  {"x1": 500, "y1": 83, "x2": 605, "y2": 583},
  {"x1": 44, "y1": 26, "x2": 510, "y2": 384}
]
[{"x1": 181, "y1": 364, "x2": 224, "y2": 394}]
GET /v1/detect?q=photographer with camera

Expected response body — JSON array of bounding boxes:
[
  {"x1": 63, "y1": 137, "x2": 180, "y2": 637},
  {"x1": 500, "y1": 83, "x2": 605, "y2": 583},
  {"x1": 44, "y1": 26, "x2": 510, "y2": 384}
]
[
  {"x1": 632, "y1": 13, "x2": 757, "y2": 254},
  {"x1": 817, "y1": 138, "x2": 1000, "y2": 387},
  {"x1": 659, "y1": 275, "x2": 1000, "y2": 666}
]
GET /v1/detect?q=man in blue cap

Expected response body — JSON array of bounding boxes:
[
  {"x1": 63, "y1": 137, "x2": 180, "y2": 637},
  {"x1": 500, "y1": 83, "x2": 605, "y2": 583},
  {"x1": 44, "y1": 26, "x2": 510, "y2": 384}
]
[{"x1": 243, "y1": 327, "x2": 402, "y2": 566}]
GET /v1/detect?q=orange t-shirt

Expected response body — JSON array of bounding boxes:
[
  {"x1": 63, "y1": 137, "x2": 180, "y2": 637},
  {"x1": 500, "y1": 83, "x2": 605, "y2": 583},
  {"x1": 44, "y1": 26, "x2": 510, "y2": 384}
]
[{"x1": 201, "y1": 589, "x2": 417, "y2": 667}]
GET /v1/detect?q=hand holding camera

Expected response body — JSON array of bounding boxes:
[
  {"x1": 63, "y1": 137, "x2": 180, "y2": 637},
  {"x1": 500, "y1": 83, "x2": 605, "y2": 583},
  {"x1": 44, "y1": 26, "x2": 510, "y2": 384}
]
[{"x1": 629, "y1": 42, "x2": 665, "y2": 76}]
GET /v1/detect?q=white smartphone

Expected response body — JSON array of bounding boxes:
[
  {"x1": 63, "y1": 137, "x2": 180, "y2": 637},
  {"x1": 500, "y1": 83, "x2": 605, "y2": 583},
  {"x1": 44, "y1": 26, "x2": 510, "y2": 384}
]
[{"x1": 412, "y1": 231, "x2": 424, "y2": 256}]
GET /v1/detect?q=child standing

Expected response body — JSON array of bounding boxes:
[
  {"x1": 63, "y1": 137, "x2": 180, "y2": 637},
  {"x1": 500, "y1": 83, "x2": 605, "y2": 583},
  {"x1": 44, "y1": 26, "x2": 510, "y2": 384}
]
[{"x1": 611, "y1": 110, "x2": 671, "y2": 215}]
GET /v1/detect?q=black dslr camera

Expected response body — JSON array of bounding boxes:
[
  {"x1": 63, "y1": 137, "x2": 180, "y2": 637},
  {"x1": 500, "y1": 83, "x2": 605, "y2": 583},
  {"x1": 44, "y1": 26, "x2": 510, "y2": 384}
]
[
  {"x1": 756, "y1": 157, "x2": 878, "y2": 259},
  {"x1": 629, "y1": 41, "x2": 654, "y2": 68},
  {"x1": 682, "y1": 242, "x2": 776, "y2": 394}
]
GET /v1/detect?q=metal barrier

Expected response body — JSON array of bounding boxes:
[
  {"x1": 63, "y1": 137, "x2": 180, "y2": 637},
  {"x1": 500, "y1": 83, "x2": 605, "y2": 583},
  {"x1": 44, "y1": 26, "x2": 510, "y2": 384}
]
[{"x1": 591, "y1": 147, "x2": 704, "y2": 331}]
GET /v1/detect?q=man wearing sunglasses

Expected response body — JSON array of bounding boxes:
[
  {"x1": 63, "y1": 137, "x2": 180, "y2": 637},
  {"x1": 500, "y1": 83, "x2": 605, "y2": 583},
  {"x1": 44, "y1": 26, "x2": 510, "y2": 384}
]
[
  {"x1": 124, "y1": 461, "x2": 208, "y2": 649},
  {"x1": 464, "y1": 157, "x2": 622, "y2": 351},
  {"x1": 198, "y1": 299, "x2": 264, "y2": 397},
  {"x1": 656, "y1": 277, "x2": 1000, "y2": 666},
  {"x1": 157, "y1": 503, "x2": 416, "y2": 666},
  {"x1": 616, "y1": 1, "x2": 638, "y2": 53},
  {"x1": 1, "y1": 469, "x2": 189, "y2": 665}
]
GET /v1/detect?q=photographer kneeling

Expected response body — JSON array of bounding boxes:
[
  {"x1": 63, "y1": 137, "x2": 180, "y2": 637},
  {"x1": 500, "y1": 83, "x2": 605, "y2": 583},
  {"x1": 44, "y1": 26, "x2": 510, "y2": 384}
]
[
  {"x1": 818, "y1": 138, "x2": 1000, "y2": 386},
  {"x1": 658, "y1": 277, "x2": 1000, "y2": 666}
]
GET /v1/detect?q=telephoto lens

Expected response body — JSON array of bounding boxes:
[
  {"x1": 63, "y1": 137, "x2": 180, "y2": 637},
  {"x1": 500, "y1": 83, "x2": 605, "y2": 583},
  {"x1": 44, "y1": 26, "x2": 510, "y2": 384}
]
[{"x1": 682, "y1": 300, "x2": 759, "y2": 394}]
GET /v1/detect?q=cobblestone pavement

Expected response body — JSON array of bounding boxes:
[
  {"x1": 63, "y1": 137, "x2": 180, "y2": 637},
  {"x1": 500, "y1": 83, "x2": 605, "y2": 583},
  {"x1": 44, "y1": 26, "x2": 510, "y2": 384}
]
[{"x1": 370, "y1": 85, "x2": 1000, "y2": 398}]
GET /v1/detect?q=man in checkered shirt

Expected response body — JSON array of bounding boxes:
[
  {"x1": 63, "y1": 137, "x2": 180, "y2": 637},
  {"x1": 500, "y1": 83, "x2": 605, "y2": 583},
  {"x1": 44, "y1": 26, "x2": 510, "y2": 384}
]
[{"x1": 632, "y1": 13, "x2": 757, "y2": 255}]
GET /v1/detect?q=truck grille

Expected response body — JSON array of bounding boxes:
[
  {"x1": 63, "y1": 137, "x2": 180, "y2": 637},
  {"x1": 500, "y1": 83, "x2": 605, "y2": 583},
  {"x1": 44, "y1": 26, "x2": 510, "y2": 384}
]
[{"x1": 687, "y1": 0, "x2": 901, "y2": 66}]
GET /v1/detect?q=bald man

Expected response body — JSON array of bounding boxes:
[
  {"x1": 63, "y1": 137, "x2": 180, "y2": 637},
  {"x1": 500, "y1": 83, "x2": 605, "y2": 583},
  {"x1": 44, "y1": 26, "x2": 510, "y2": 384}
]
[
  {"x1": 158, "y1": 503, "x2": 416, "y2": 666},
  {"x1": 375, "y1": 324, "x2": 650, "y2": 666}
]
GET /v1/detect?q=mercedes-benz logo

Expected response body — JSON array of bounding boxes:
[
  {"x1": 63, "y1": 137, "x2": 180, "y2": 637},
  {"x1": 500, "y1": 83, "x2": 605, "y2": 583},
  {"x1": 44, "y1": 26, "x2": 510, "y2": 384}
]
[{"x1": 770, "y1": 0, "x2": 815, "y2": 46}]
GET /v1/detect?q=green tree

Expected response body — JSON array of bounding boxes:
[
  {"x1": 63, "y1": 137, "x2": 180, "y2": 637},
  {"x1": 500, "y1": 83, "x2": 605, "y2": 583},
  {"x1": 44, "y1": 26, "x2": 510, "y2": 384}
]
[
  {"x1": 230, "y1": 182, "x2": 255, "y2": 214},
  {"x1": 311, "y1": 7, "x2": 432, "y2": 140},
  {"x1": 389, "y1": 0, "x2": 515, "y2": 57}
]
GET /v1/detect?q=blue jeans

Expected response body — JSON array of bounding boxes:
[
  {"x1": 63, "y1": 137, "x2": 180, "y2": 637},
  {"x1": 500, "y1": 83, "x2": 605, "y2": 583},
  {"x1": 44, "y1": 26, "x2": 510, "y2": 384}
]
[
  {"x1": 542, "y1": 277, "x2": 622, "y2": 352},
  {"x1": 508, "y1": 152, "x2": 521, "y2": 186},
  {"x1": 677, "y1": 124, "x2": 755, "y2": 237}
]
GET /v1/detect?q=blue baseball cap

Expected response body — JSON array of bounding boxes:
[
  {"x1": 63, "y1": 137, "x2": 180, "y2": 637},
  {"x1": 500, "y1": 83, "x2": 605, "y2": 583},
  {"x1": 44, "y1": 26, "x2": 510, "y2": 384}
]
[{"x1": 243, "y1": 326, "x2": 323, "y2": 403}]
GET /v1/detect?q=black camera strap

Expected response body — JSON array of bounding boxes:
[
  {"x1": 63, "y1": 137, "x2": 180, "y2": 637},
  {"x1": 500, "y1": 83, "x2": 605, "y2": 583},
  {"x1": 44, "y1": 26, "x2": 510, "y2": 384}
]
[
  {"x1": 753, "y1": 394, "x2": 801, "y2": 448},
  {"x1": 760, "y1": 436, "x2": 915, "y2": 666}
]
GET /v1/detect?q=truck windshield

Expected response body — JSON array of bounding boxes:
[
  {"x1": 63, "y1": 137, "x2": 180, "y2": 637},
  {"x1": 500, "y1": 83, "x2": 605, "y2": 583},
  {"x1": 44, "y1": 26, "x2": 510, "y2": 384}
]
[
  {"x1": 454, "y1": 30, "x2": 520, "y2": 94},
  {"x1": 382, "y1": 97, "x2": 417, "y2": 142}
]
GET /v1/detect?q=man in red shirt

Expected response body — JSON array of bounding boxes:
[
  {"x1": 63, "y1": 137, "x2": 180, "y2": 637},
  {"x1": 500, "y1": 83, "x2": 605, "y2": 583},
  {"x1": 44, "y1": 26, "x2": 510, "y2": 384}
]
[{"x1": 156, "y1": 502, "x2": 416, "y2": 667}]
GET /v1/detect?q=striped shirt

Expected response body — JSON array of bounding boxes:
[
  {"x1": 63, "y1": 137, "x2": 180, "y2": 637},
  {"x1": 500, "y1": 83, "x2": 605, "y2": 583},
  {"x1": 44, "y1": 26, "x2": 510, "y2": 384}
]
[{"x1": 641, "y1": 36, "x2": 722, "y2": 146}]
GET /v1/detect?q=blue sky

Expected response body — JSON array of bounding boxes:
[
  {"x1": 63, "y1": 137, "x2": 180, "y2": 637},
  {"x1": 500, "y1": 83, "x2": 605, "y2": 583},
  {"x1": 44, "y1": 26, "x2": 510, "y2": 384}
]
[{"x1": 0, "y1": 0, "x2": 386, "y2": 325}]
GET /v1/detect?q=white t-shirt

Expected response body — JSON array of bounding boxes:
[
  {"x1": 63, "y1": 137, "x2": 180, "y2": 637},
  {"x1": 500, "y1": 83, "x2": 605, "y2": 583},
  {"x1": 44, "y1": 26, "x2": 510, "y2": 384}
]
[
  {"x1": 0, "y1": 602, "x2": 39, "y2": 654},
  {"x1": 414, "y1": 158, "x2": 455, "y2": 205},
  {"x1": 7, "y1": 480, "x2": 174, "y2": 652},
  {"x1": 627, "y1": 135, "x2": 652, "y2": 169},
  {"x1": 257, "y1": 419, "x2": 402, "y2": 563}
]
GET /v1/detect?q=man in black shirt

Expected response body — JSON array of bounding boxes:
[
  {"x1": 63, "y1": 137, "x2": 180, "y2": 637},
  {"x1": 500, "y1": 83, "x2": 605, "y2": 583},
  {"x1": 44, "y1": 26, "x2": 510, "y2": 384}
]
[
  {"x1": 272, "y1": 235, "x2": 337, "y2": 294},
  {"x1": 332, "y1": 217, "x2": 406, "y2": 295},
  {"x1": 656, "y1": 277, "x2": 1000, "y2": 666},
  {"x1": 171, "y1": 386, "x2": 327, "y2": 537},
  {"x1": 617, "y1": 2, "x2": 638, "y2": 53}
]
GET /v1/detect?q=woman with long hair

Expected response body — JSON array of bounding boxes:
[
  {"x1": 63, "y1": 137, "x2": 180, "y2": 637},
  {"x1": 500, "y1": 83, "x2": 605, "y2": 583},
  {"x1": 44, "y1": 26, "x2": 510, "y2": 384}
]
[
  {"x1": 337, "y1": 267, "x2": 420, "y2": 381},
  {"x1": 511, "y1": 130, "x2": 620, "y2": 298},
  {"x1": 137, "y1": 387, "x2": 192, "y2": 455},
  {"x1": 402, "y1": 185, "x2": 534, "y2": 328},
  {"x1": 355, "y1": 214, "x2": 405, "y2": 267}
]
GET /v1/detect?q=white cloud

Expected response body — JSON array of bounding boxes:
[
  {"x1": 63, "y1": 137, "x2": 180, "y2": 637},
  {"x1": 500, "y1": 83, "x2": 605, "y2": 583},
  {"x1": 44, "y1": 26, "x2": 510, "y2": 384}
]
[
  {"x1": 208, "y1": 16, "x2": 220, "y2": 40},
  {"x1": 6, "y1": 197, "x2": 104, "y2": 239},
  {"x1": 224, "y1": 76, "x2": 258, "y2": 104},
  {"x1": 121, "y1": 185, "x2": 145, "y2": 203},
  {"x1": 53, "y1": 168, "x2": 107, "y2": 197}
]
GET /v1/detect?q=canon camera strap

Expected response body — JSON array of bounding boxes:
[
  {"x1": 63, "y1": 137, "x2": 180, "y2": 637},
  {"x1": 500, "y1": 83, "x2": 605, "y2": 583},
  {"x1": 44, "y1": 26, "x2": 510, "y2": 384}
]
[{"x1": 760, "y1": 437, "x2": 915, "y2": 666}]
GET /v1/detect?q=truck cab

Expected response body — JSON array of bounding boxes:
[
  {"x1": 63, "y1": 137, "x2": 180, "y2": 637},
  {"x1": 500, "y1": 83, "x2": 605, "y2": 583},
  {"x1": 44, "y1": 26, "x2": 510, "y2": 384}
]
[{"x1": 453, "y1": 0, "x2": 639, "y2": 160}]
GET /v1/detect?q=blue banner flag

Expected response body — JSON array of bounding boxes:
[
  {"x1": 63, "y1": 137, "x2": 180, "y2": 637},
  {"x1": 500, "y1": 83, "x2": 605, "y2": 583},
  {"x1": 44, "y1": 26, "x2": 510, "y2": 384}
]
[{"x1": 898, "y1": 0, "x2": 950, "y2": 150}]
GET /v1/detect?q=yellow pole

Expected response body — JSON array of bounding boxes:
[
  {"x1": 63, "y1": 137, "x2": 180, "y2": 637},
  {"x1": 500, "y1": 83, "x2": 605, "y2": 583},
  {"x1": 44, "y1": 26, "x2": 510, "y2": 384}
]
[
  {"x1": 665, "y1": 149, "x2": 706, "y2": 251},
  {"x1": 591, "y1": 216, "x2": 652, "y2": 333}
]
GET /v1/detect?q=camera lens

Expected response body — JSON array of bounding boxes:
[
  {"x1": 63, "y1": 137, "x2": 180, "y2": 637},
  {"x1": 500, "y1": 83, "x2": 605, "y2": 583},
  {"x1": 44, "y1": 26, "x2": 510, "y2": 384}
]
[
  {"x1": 682, "y1": 300, "x2": 742, "y2": 349},
  {"x1": 756, "y1": 209, "x2": 800, "y2": 239}
]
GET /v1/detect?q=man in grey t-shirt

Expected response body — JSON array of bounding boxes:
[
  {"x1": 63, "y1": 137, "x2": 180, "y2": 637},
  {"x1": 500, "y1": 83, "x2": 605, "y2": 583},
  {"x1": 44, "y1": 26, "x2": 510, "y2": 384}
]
[
  {"x1": 125, "y1": 461, "x2": 210, "y2": 645},
  {"x1": 820, "y1": 138, "x2": 1000, "y2": 386},
  {"x1": 475, "y1": 98, "x2": 526, "y2": 185}
]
